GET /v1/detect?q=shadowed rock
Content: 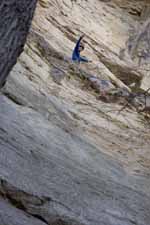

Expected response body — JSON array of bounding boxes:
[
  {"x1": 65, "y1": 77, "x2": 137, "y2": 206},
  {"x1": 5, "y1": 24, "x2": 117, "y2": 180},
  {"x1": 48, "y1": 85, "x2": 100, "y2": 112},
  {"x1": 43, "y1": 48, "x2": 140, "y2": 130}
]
[{"x1": 0, "y1": 0, "x2": 37, "y2": 88}]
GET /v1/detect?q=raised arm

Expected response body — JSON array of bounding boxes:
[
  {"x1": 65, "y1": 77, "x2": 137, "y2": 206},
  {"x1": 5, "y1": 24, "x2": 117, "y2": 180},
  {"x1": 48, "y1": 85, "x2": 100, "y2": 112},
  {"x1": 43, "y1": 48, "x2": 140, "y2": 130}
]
[
  {"x1": 72, "y1": 35, "x2": 86, "y2": 61},
  {"x1": 74, "y1": 35, "x2": 84, "y2": 54}
]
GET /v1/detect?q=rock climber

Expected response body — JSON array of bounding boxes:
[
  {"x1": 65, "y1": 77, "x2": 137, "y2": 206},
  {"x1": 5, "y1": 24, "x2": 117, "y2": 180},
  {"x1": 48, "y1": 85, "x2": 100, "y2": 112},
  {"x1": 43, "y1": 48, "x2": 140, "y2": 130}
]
[{"x1": 72, "y1": 34, "x2": 91, "y2": 63}]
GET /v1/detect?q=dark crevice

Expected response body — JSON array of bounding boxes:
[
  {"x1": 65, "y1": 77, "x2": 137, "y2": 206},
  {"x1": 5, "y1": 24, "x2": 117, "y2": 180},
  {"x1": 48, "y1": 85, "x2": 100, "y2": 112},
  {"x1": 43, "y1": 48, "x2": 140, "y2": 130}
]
[
  {"x1": 0, "y1": 179, "x2": 76, "y2": 225},
  {"x1": 0, "y1": 191, "x2": 49, "y2": 224},
  {"x1": 29, "y1": 214, "x2": 48, "y2": 224},
  {"x1": 4, "y1": 192, "x2": 26, "y2": 211},
  {"x1": 0, "y1": 179, "x2": 48, "y2": 224},
  {"x1": 3, "y1": 91, "x2": 25, "y2": 106}
]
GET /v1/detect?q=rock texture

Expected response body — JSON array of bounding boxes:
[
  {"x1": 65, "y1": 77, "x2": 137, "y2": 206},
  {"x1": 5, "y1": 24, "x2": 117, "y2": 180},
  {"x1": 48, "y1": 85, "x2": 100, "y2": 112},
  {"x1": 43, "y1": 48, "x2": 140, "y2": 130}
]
[
  {"x1": 0, "y1": 0, "x2": 37, "y2": 87},
  {"x1": 1, "y1": 0, "x2": 150, "y2": 225}
]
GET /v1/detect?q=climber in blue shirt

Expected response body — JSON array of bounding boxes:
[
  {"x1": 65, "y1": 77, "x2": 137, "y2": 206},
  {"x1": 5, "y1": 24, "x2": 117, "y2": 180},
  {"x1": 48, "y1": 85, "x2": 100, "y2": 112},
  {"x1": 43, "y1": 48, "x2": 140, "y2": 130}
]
[{"x1": 72, "y1": 35, "x2": 90, "y2": 63}]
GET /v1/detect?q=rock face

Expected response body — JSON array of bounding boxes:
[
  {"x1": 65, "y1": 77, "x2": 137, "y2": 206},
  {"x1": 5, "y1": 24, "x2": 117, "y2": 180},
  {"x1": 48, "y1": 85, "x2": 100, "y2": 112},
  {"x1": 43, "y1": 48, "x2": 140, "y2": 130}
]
[
  {"x1": 1, "y1": 0, "x2": 150, "y2": 225},
  {"x1": 0, "y1": 0, "x2": 37, "y2": 87}
]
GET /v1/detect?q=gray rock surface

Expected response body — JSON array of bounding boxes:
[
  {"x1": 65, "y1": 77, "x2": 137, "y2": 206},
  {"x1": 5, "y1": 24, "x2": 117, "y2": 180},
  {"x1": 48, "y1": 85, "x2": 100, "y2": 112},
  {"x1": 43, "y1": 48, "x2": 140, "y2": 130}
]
[
  {"x1": 0, "y1": 95, "x2": 150, "y2": 225},
  {"x1": 0, "y1": 0, "x2": 37, "y2": 87}
]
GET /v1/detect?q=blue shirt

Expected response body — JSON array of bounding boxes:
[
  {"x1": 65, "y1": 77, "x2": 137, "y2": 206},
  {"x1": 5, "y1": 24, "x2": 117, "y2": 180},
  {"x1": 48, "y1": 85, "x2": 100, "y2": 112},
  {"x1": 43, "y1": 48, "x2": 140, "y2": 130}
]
[{"x1": 72, "y1": 36, "x2": 89, "y2": 63}]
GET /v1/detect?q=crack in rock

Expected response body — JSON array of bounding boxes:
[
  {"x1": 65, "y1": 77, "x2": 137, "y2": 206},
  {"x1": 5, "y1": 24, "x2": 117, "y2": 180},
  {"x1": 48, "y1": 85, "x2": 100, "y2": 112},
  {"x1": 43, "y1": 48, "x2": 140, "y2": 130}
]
[{"x1": 0, "y1": 178, "x2": 86, "y2": 225}]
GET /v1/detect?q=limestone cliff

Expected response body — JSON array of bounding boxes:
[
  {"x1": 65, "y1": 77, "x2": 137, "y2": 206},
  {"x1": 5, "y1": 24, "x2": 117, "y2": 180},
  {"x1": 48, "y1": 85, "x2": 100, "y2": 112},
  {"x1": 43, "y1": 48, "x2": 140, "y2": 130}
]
[{"x1": 1, "y1": 1, "x2": 150, "y2": 225}]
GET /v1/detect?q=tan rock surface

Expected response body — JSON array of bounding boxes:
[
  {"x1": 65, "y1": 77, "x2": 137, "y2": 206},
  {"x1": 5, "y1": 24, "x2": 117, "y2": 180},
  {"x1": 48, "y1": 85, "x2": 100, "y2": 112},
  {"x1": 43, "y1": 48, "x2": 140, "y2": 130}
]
[{"x1": 1, "y1": 1, "x2": 150, "y2": 225}]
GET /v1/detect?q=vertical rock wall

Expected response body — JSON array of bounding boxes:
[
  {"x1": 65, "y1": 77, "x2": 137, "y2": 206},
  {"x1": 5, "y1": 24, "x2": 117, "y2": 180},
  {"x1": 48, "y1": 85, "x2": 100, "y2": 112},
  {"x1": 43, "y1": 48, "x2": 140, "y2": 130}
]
[{"x1": 0, "y1": 0, "x2": 37, "y2": 87}]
